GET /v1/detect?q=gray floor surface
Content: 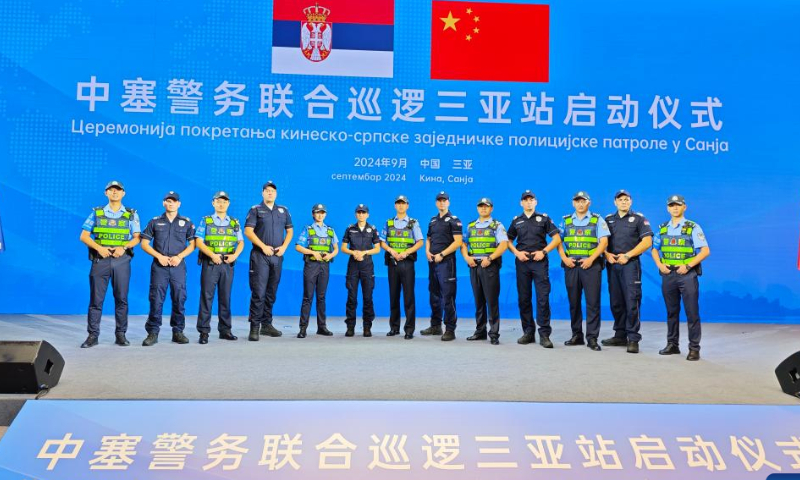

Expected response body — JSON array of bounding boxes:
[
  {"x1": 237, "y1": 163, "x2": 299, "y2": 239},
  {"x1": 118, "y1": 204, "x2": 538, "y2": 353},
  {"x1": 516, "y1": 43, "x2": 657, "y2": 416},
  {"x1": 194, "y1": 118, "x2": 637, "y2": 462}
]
[{"x1": 0, "y1": 314, "x2": 797, "y2": 405}]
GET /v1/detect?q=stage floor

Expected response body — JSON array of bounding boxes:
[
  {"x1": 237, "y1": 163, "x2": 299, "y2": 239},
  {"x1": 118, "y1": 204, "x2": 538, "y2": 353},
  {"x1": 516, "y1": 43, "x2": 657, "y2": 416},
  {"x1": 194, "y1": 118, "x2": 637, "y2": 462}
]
[{"x1": 0, "y1": 314, "x2": 796, "y2": 405}]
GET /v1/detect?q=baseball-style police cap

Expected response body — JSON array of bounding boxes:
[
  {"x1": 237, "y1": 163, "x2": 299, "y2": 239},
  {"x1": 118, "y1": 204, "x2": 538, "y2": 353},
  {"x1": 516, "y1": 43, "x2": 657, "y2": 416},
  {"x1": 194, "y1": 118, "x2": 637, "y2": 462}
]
[
  {"x1": 312, "y1": 203, "x2": 327, "y2": 213},
  {"x1": 614, "y1": 189, "x2": 631, "y2": 199},
  {"x1": 105, "y1": 180, "x2": 125, "y2": 191},
  {"x1": 395, "y1": 195, "x2": 409, "y2": 204},
  {"x1": 520, "y1": 190, "x2": 535, "y2": 200},
  {"x1": 573, "y1": 191, "x2": 591, "y2": 201},
  {"x1": 213, "y1": 191, "x2": 230, "y2": 200},
  {"x1": 436, "y1": 191, "x2": 449, "y2": 201},
  {"x1": 477, "y1": 197, "x2": 493, "y2": 207},
  {"x1": 164, "y1": 191, "x2": 180, "y2": 201},
  {"x1": 262, "y1": 181, "x2": 277, "y2": 190},
  {"x1": 355, "y1": 204, "x2": 369, "y2": 213},
  {"x1": 667, "y1": 194, "x2": 686, "y2": 206}
]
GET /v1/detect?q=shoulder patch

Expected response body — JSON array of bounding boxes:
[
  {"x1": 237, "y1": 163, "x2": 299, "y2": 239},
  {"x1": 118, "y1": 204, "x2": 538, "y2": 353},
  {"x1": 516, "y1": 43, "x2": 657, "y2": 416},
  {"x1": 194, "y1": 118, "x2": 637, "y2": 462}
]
[
  {"x1": 251, "y1": 204, "x2": 260, "y2": 209},
  {"x1": 512, "y1": 215, "x2": 518, "y2": 220}
]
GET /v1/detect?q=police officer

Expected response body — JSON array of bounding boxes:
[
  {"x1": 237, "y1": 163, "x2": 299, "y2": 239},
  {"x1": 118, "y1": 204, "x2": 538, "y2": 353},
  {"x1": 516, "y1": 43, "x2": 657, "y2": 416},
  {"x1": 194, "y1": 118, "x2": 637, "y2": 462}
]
[
  {"x1": 421, "y1": 191, "x2": 463, "y2": 341},
  {"x1": 140, "y1": 191, "x2": 196, "y2": 346},
  {"x1": 295, "y1": 203, "x2": 339, "y2": 338},
  {"x1": 506, "y1": 190, "x2": 561, "y2": 348},
  {"x1": 79, "y1": 180, "x2": 140, "y2": 348},
  {"x1": 380, "y1": 195, "x2": 424, "y2": 339},
  {"x1": 195, "y1": 191, "x2": 244, "y2": 344},
  {"x1": 460, "y1": 198, "x2": 508, "y2": 345},
  {"x1": 601, "y1": 190, "x2": 653, "y2": 354},
  {"x1": 244, "y1": 181, "x2": 293, "y2": 341},
  {"x1": 651, "y1": 194, "x2": 710, "y2": 361},
  {"x1": 557, "y1": 191, "x2": 609, "y2": 351},
  {"x1": 341, "y1": 204, "x2": 381, "y2": 337}
]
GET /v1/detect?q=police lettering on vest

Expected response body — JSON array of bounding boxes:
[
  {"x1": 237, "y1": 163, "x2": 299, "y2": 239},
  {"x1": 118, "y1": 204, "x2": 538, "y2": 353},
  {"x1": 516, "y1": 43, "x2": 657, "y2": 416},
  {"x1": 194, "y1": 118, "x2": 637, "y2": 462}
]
[
  {"x1": 306, "y1": 226, "x2": 335, "y2": 261},
  {"x1": 658, "y1": 220, "x2": 701, "y2": 274},
  {"x1": 562, "y1": 214, "x2": 600, "y2": 258},
  {"x1": 200, "y1": 216, "x2": 240, "y2": 263},
  {"x1": 467, "y1": 220, "x2": 500, "y2": 257},
  {"x1": 90, "y1": 207, "x2": 135, "y2": 259},
  {"x1": 386, "y1": 219, "x2": 418, "y2": 261}
]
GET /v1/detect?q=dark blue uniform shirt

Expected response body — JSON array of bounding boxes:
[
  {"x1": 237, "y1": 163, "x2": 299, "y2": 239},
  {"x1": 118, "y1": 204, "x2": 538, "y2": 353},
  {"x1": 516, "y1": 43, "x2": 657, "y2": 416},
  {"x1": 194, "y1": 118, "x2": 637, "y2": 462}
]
[
  {"x1": 343, "y1": 223, "x2": 380, "y2": 263},
  {"x1": 141, "y1": 213, "x2": 196, "y2": 256},
  {"x1": 605, "y1": 210, "x2": 654, "y2": 254},
  {"x1": 426, "y1": 211, "x2": 463, "y2": 254},
  {"x1": 507, "y1": 211, "x2": 558, "y2": 252},
  {"x1": 245, "y1": 202, "x2": 293, "y2": 248}
]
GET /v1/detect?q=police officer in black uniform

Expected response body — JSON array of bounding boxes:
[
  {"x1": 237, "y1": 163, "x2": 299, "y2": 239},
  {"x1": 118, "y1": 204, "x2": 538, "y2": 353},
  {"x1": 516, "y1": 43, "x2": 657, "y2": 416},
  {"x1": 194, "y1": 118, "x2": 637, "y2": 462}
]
[
  {"x1": 195, "y1": 191, "x2": 244, "y2": 344},
  {"x1": 506, "y1": 190, "x2": 561, "y2": 348},
  {"x1": 380, "y1": 195, "x2": 424, "y2": 339},
  {"x1": 461, "y1": 198, "x2": 508, "y2": 345},
  {"x1": 342, "y1": 204, "x2": 381, "y2": 337},
  {"x1": 140, "y1": 191, "x2": 196, "y2": 346},
  {"x1": 79, "y1": 180, "x2": 140, "y2": 348},
  {"x1": 244, "y1": 181, "x2": 294, "y2": 341},
  {"x1": 421, "y1": 191, "x2": 463, "y2": 341},
  {"x1": 601, "y1": 190, "x2": 653, "y2": 353}
]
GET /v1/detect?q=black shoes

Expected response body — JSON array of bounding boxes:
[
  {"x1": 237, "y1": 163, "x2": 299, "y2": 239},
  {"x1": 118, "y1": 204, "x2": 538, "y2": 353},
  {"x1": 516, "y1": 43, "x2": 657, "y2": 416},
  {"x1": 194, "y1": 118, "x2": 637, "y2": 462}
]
[
  {"x1": 539, "y1": 336, "x2": 554, "y2": 349},
  {"x1": 114, "y1": 333, "x2": 129, "y2": 346},
  {"x1": 687, "y1": 349, "x2": 700, "y2": 361},
  {"x1": 297, "y1": 326, "x2": 307, "y2": 338},
  {"x1": 345, "y1": 326, "x2": 355, "y2": 337},
  {"x1": 601, "y1": 336, "x2": 627, "y2": 347},
  {"x1": 81, "y1": 335, "x2": 98, "y2": 349},
  {"x1": 404, "y1": 333, "x2": 414, "y2": 339},
  {"x1": 142, "y1": 333, "x2": 158, "y2": 346},
  {"x1": 627, "y1": 341, "x2": 639, "y2": 353},
  {"x1": 261, "y1": 323, "x2": 283, "y2": 337},
  {"x1": 249, "y1": 325, "x2": 260, "y2": 341},
  {"x1": 517, "y1": 332, "x2": 535, "y2": 345},
  {"x1": 467, "y1": 331, "x2": 488, "y2": 341},
  {"x1": 387, "y1": 330, "x2": 400, "y2": 336},
  {"x1": 199, "y1": 333, "x2": 209, "y2": 344},
  {"x1": 587, "y1": 339, "x2": 602, "y2": 351},
  {"x1": 363, "y1": 326, "x2": 372, "y2": 337},
  {"x1": 490, "y1": 338, "x2": 500, "y2": 345},
  {"x1": 441, "y1": 330, "x2": 456, "y2": 341},
  {"x1": 564, "y1": 334, "x2": 585, "y2": 346},
  {"x1": 317, "y1": 326, "x2": 333, "y2": 336},
  {"x1": 172, "y1": 331, "x2": 189, "y2": 344},
  {"x1": 659, "y1": 343, "x2": 681, "y2": 355},
  {"x1": 219, "y1": 331, "x2": 237, "y2": 341},
  {"x1": 421, "y1": 325, "x2": 443, "y2": 336}
]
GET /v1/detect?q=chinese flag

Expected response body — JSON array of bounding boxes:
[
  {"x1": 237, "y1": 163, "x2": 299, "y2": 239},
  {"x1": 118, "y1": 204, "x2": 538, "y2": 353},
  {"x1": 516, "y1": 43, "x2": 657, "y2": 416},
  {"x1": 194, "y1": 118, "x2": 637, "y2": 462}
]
[{"x1": 430, "y1": 1, "x2": 549, "y2": 82}]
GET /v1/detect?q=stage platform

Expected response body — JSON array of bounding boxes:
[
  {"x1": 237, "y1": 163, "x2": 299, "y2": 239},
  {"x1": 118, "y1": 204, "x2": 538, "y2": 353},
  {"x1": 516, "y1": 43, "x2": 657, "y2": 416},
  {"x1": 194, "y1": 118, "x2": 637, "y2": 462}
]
[{"x1": 1, "y1": 314, "x2": 796, "y2": 412}]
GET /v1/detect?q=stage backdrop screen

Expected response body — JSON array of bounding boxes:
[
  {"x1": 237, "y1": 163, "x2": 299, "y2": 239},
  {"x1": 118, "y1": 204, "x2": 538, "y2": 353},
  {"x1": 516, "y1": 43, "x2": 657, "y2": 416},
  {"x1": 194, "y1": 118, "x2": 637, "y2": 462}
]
[{"x1": 1, "y1": 0, "x2": 799, "y2": 321}]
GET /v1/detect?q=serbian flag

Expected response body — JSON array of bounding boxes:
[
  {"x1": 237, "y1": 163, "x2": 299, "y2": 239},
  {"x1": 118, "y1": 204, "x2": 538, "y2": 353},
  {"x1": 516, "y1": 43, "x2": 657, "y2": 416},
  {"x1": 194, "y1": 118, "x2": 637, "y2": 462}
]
[
  {"x1": 431, "y1": 1, "x2": 549, "y2": 82},
  {"x1": 272, "y1": 0, "x2": 394, "y2": 78}
]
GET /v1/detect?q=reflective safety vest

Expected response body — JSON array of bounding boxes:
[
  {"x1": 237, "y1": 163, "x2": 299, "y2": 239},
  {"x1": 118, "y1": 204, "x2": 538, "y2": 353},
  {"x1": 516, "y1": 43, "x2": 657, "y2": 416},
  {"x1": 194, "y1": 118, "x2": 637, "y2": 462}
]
[
  {"x1": 386, "y1": 219, "x2": 416, "y2": 252},
  {"x1": 467, "y1": 220, "x2": 499, "y2": 256},
  {"x1": 92, "y1": 207, "x2": 132, "y2": 247},
  {"x1": 203, "y1": 216, "x2": 239, "y2": 254},
  {"x1": 562, "y1": 214, "x2": 600, "y2": 258},
  {"x1": 306, "y1": 225, "x2": 334, "y2": 261},
  {"x1": 658, "y1": 221, "x2": 696, "y2": 266}
]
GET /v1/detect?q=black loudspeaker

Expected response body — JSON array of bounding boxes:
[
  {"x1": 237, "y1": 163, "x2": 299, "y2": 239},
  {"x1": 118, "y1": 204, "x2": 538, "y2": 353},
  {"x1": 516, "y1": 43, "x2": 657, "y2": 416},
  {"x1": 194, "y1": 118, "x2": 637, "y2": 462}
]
[
  {"x1": 0, "y1": 341, "x2": 65, "y2": 393},
  {"x1": 776, "y1": 351, "x2": 800, "y2": 398}
]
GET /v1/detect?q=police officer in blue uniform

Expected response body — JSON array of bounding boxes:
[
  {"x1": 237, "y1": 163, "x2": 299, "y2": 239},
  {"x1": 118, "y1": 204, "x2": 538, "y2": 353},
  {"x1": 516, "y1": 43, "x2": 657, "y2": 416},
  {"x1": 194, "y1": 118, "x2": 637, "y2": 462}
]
[
  {"x1": 195, "y1": 191, "x2": 244, "y2": 344},
  {"x1": 244, "y1": 181, "x2": 294, "y2": 341},
  {"x1": 506, "y1": 190, "x2": 561, "y2": 348},
  {"x1": 421, "y1": 191, "x2": 463, "y2": 341},
  {"x1": 601, "y1": 190, "x2": 653, "y2": 353},
  {"x1": 342, "y1": 204, "x2": 381, "y2": 337},
  {"x1": 460, "y1": 198, "x2": 508, "y2": 345},
  {"x1": 295, "y1": 203, "x2": 339, "y2": 338},
  {"x1": 140, "y1": 191, "x2": 196, "y2": 346},
  {"x1": 79, "y1": 180, "x2": 141, "y2": 348},
  {"x1": 557, "y1": 191, "x2": 609, "y2": 351},
  {"x1": 380, "y1": 195, "x2": 424, "y2": 339},
  {"x1": 651, "y1": 194, "x2": 710, "y2": 361}
]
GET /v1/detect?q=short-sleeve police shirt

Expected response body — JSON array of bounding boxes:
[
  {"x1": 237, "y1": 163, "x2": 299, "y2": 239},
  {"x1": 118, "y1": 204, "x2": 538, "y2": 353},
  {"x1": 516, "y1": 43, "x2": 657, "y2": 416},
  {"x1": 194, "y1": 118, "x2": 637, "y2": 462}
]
[
  {"x1": 245, "y1": 202, "x2": 293, "y2": 247},
  {"x1": 427, "y1": 211, "x2": 463, "y2": 254},
  {"x1": 506, "y1": 211, "x2": 558, "y2": 252},
  {"x1": 605, "y1": 210, "x2": 653, "y2": 254},
  {"x1": 141, "y1": 213, "x2": 196, "y2": 256}
]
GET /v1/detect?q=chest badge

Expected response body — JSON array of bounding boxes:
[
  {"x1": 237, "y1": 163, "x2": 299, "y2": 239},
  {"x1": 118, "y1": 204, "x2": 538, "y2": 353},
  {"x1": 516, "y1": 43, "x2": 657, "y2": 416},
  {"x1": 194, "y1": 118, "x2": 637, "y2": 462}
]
[
  {"x1": 179, "y1": 220, "x2": 186, "y2": 227},
  {"x1": 535, "y1": 216, "x2": 542, "y2": 222},
  {"x1": 628, "y1": 217, "x2": 635, "y2": 223},
  {"x1": 278, "y1": 208, "x2": 285, "y2": 214}
]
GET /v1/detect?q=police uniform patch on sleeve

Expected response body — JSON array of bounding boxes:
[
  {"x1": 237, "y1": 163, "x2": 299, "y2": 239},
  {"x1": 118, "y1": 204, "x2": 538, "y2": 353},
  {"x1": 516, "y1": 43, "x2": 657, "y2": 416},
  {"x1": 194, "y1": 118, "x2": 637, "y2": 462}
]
[
  {"x1": 644, "y1": 220, "x2": 650, "y2": 225},
  {"x1": 698, "y1": 232, "x2": 705, "y2": 240}
]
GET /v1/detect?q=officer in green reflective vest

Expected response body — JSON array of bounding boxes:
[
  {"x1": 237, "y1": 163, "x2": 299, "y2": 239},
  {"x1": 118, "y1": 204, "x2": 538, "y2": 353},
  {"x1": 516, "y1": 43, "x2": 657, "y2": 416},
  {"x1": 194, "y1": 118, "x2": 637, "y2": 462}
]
[
  {"x1": 380, "y1": 195, "x2": 424, "y2": 339},
  {"x1": 460, "y1": 197, "x2": 508, "y2": 345},
  {"x1": 558, "y1": 191, "x2": 609, "y2": 351},
  {"x1": 194, "y1": 191, "x2": 244, "y2": 344},
  {"x1": 651, "y1": 194, "x2": 710, "y2": 361},
  {"x1": 295, "y1": 203, "x2": 339, "y2": 338},
  {"x1": 79, "y1": 180, "x2": 140, "y2": 348}
]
